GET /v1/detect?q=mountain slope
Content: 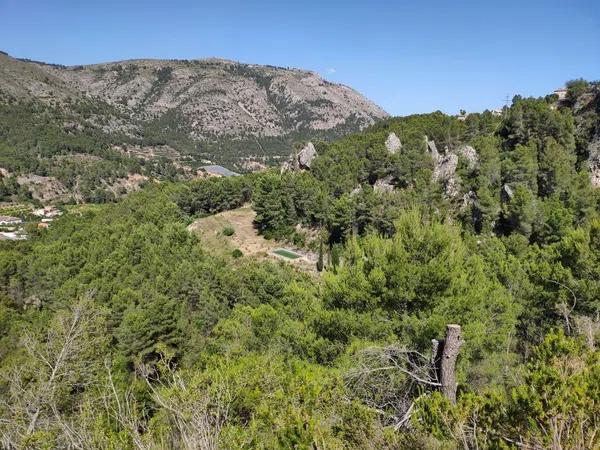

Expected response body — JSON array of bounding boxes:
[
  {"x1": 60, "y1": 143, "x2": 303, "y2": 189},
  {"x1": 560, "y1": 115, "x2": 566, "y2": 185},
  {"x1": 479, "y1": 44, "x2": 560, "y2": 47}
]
[{"x1": 0, "y1": 52, "x2": 388, "y2": 167}]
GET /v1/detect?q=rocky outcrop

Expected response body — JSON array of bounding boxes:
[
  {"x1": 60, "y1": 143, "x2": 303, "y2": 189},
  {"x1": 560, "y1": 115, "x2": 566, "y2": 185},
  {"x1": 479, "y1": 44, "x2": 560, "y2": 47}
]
[
  {"x1": 350, "y1": 185, "x2": 363, "y2": 197},
  {"x1": 0, "y1": 52, "x2": 388, "y2": 154},
  {"x1": 297, "y1": 142, "x2": 317, "y2": 170},
  {"x1": 426, "y1": 137, "x2": 440, "y2": 158},
  {"x1": 426, "y1": 137, "x2": 479, "y2": 198},
  {"x1": 456, "y1": 145, "x2": 478, "y2": 169},
  {"x1": 281, "y1": 142, "x2": 318, "y2": 172},
  {"x1": 374, "y1": 176, "x2": 395, "y2": 193},
  {"x1": 502, "y1": 184, "x2": 514, "y2": 201},
  {"x1": 385, "y1": 132, "x2": 402, "y2": 154},
  {"x1": 427, "y1": 137, "x2": 458, "y2": 197},
  {"x1": 16, "y1": 174, "x2": 70, "y2": 203},
  {"x1": 588, "y1": 132, "x2": 600, "y2": 188}
]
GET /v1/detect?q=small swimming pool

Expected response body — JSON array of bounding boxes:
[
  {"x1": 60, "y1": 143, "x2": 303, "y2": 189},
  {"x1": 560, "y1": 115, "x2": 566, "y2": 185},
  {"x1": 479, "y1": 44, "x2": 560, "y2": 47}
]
[{"x1": 272, "y1": 248, "x2": 302, "y2": 259}]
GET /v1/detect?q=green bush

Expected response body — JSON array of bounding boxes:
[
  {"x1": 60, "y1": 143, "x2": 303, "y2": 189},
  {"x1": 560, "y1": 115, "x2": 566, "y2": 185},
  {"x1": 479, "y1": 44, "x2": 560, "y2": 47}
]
[
  {"x1": 232, "y1": 248, "x2": 243, "y2": 258},
  {"x1": 223, "y1": 226, "x2": 235, "y2": 236}
]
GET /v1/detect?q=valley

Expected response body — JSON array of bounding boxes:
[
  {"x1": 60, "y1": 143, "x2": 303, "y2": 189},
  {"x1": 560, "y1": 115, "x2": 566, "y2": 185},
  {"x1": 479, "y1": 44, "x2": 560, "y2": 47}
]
[{"x1": 1, "y1": 49, "x2": 599, "y2": 450}]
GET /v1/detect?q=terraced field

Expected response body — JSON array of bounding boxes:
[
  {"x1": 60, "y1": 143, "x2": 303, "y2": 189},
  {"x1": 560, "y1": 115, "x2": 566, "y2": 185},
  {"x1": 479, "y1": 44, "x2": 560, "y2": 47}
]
[{"x1": 187, "y1": 205, "x2": 316, "y2": 270}]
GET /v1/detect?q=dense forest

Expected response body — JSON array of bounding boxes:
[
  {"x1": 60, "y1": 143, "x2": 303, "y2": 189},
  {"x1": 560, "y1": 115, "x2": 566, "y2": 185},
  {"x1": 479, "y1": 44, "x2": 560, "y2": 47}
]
[{"x1": 0, "y1": 80, "x2": 599, "y2": 449}]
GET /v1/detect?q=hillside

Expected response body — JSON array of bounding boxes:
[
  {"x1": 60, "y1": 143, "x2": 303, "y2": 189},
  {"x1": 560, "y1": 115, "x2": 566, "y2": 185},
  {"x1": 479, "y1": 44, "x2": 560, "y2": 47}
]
[
  {"x1": 1, "y1": 82, "x2": 600, "y2": 448},
  {"x1": 0, "y1": 52, "x2": 387, "y2": 164},
  {"x1": 0, "y1": 52, "x2": 387, "y2": 204}
]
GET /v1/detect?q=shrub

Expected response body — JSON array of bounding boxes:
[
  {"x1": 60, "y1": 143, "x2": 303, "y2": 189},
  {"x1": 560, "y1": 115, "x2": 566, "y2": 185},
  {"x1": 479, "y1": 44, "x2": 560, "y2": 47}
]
[
  {"x1": 232, "y1": 249, "x2": 243, "y2": 258},
  {"x1": 223, "y1": 226, "x2": 235, "y2": 236}
]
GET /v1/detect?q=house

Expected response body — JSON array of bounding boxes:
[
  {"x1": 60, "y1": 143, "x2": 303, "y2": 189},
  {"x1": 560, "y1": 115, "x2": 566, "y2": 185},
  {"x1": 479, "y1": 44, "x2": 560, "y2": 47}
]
[
  {"x1": 32, "y1": 206, "x2": 62, "y2": 218},
  {"x1": 0, "y1": 231, "x2": 27, "y2": 241},
  {"x1": 554, "y1": 88, "x2": 567, "y2": 101},
  {"x1": 0, "y1": 215, "x2": 22, "y2": 226}
]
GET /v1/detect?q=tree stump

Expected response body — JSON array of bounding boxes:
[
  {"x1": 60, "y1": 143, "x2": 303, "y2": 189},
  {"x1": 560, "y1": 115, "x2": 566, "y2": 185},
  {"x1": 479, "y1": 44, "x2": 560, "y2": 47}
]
[{"x1": 431, "y1": 324, "x2": 463, "y2": 403}]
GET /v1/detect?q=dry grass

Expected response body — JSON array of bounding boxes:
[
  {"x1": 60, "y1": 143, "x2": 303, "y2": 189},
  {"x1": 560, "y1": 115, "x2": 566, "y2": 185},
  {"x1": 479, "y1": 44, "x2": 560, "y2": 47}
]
[{"x1": 187, "y1": 205, "x2": 316, "y2": 270}]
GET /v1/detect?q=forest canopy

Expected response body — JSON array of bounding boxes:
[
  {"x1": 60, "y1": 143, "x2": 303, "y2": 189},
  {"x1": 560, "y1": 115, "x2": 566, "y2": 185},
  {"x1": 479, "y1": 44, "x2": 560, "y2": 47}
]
[{"x1": 0, "y1": 82, "x2": 599, "y2": 449}]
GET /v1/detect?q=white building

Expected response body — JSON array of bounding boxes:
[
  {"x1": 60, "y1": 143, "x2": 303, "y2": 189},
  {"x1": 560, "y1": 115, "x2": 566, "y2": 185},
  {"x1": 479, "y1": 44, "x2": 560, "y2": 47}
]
[
  {"x1": 0, "y1": 216, "x2": 22, "y2": 226},
  {"x1": 32, "y1": 206, "x2": 62, "y2": 218}
]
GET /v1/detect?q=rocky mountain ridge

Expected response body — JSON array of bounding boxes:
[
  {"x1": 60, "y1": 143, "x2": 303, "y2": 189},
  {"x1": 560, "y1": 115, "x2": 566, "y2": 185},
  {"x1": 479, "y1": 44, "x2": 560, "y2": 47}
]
[{"x1": 0, "y1": 52, "x2": 388, "y2": 165}]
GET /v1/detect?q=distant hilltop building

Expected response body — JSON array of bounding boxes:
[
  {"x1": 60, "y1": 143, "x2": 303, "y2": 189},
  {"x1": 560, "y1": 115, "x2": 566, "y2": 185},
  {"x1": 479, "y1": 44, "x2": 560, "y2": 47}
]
[
  {"x1": 198, "y1": 165, "x2": 240, "y2": 178},
  {"x1": 554, "y1": 87, "x2": 567, "y2": 101}
]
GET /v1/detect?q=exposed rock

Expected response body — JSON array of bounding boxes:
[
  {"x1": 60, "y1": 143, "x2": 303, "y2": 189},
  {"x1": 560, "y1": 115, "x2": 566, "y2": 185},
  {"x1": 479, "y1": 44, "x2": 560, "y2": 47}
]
[
  {"x1": 385, "y1": 132, "x2": 402, "y2": 154},
  {"x1": 350, "y1": 185, "x2": 363, "y2": 197},
  {"x1": 460, "y1": 190, "x2": 477, "y2": 211},
  {"x1": 23, "y1": 295, "x2": 42, "y2": 310},
  {"x1": 297, "y1": 142, "x2": 317, "y2": 170},
  {"x1": 374, "y1": 176, "x2": 395, "y2": 194},
  {"x1": 426, "y1": 137, "x2": 478, "y2": 198},
  {"x1": 16, "y1": 174, "x2": 70, "y2": 203},
  {"x1": 442, "y1": 175, "x2": 460, "y2": 198},
  {"x1": 432, "y1": 151, "x2": 460, "y2": 197},
  {"x1": 588, "y1": 132, "x2": 600, "y2": 188},
  {"x1": 62, "y1": 121, "x2": 82, "y2": 133},
  {"x1": 280, "y1": 161, "x2": 293, "y2": 173},
  {"x1": 456, "y1": 145, "x2": 478, "y2": 169},
  {"x1": 502, "y1": 184, "x2": 514, "y2": 201},
  {"x1": 425, "y1": 136, "x2": 439, "y2": 159},
  {"x1": 0, "y1": 52, "x2": 388, "y2": 159}
]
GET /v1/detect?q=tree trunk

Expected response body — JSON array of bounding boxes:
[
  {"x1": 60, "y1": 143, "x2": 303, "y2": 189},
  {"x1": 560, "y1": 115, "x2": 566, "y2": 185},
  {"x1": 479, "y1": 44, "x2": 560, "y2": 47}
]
[{"x1": 431, "y1": 324, "x2": 463, "y2": 404}]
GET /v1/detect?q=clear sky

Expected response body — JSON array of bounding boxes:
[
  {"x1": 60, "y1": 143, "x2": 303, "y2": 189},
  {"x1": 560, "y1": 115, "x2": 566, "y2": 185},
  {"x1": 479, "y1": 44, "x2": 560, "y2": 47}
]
[{"x1": 1, "y1": 0, "x2": 598, "y2": 115}]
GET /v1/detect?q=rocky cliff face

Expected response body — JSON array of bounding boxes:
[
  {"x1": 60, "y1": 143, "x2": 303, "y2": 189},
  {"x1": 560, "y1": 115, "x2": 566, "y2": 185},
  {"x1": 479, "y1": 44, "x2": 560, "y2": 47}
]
[{"x1": 0, "y1": 53, "x2": 388, "y2": 164}]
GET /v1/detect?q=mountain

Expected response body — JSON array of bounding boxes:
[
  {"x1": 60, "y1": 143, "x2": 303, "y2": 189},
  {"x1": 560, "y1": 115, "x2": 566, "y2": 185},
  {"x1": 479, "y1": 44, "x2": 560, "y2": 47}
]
[{"x1": 0, "y1": 52, "x2": 387, "y2": 167}]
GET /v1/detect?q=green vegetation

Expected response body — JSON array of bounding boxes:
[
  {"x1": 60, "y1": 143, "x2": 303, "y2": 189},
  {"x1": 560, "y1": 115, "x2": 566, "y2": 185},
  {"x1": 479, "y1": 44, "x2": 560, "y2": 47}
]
[
  {"x1": 0, "y1": 82, "x2": 599, "y2": 448},
  {"x1": 0, "y1": 100, "x2": 185, "y2": 204},
  {"x1": 222, "y1": 226, "x2": 235, "y2": 236}
]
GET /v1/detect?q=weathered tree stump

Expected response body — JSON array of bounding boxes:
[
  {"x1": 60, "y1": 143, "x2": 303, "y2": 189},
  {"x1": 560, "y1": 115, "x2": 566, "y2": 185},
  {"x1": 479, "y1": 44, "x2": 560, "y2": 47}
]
[{"x1": 431, "y1": 324, "x2": 463, "y2": 403}]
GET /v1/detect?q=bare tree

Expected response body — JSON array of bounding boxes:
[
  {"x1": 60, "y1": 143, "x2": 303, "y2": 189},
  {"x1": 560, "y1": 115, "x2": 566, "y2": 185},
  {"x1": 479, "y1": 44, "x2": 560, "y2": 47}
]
[
  {"x1": 0, "y1": 296, "x2": 107, "y2": 449},
  {"x1": 135, "y1": 352, "x2": 231, "y2": 450}
]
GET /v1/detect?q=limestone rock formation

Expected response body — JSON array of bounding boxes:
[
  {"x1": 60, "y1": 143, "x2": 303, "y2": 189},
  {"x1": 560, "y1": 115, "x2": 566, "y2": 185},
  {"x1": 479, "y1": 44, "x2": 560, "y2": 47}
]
[
  {"x1": 457, "y1": 145, "x2": 478, "y2": 169},
  {"x1": 502, "y1": 184, "x2": 514, "y2": 201},
  {"x1": 0, "y1": 52, "x2": 388, "y2": 161},
  {"x1": 374, "y1": 176, "x2": 395, "y2": 193},
  {"x1": 588, "y1": 132, "x2": 600, "y2": 187},
  {"x1": 350, "y1": 185, "x2": 363, "y2": 197},
  {"x1": 426, "y1": 137, "x2": 479, "y2": 198},
  {"x1": 297, "y1": 142, "x2": 317, "y2": 170},
  {"x1": 385, "y1": 132, "x2": 402, "y2": 154}
]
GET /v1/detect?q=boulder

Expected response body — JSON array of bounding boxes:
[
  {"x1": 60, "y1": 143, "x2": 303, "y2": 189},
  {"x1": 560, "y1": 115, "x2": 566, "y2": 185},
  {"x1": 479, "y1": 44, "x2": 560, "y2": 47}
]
[
  {"x1": 385, "y1": 132, "x2": 402, "y2": 154},
  {"x1": 433, "y1": 153, "x2": 458, "y2": 184},
  {"x1": 280, "y1": 161, "x2": 293, "y2": 173},
  {"x1": 457, "y1": 145, "x2": 478, "y2": 169},
  {"x1": 502, "y1": 184, "x2": 514, "y2": 201},
  {"x1": 350, "y1": 185, "x2": 363, "y2": 197},
  {"x1": 425, "y1": 136, "x2": 439, "y2": 159},
  {"x1": 460, "y1": 190, "x2": 477, "y2": 211},
  {"x1": 588, "y1": 132, "x2": 600, "y2": 188},
  {"x1": 374, "y1": 176, "x2": 395, "y2": 194},
  {"x1": 297, "y1": 142, "x2": 317, "y2": 170}
]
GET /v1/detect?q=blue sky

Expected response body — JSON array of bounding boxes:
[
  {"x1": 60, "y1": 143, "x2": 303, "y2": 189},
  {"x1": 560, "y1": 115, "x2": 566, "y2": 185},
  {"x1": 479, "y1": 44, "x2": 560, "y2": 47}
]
[{"x1": 1, "y1": 0, "x2": 598, "y2": 115}]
